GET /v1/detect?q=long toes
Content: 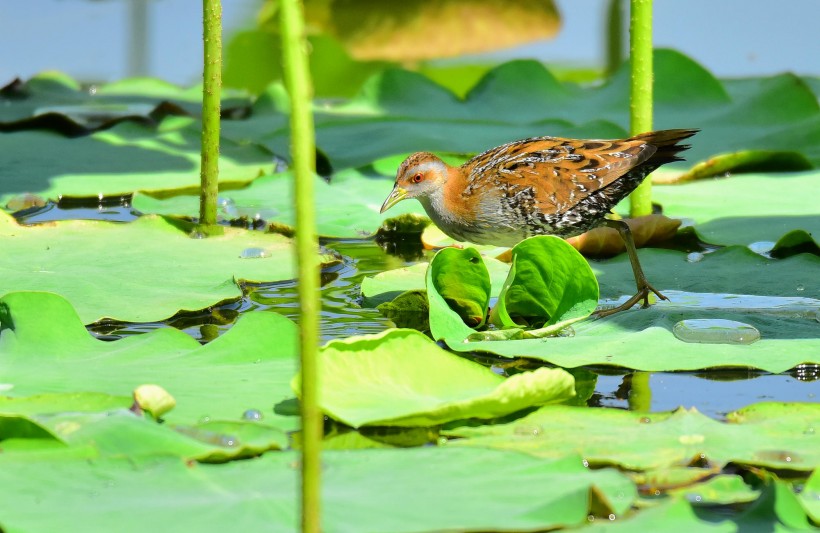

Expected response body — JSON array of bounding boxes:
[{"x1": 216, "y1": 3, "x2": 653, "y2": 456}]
[
  {"x1": 639, "y1": 281, "x2": 667, "y2": 301},
  {"x1": 649, "y1": 287, "x2": 668, "y2": 301},
  {"x1": 596, "y1": 284, "x2": 668, "y2": 317}
]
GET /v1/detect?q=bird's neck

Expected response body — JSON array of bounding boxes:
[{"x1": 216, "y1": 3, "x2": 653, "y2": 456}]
[
  {"x1": 419, "y1": 188, "x2": 455, "y2": 225},
  {"x1": 419, "y1": 167, "x2": 470, "y2": 227}
]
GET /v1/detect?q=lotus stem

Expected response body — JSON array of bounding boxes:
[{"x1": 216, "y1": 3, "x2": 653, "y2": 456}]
[
  {"x1": 628, "y1": 0, "x2": 654, "y2": 217},
  {"x1": 605, "y1": 0, "x2": 624, "y2": 77},
  {"x1": 280, "y1": 0, "x2": 321, "y2": 531},
  {"x1": 200, "y1": 0, "x2": 221, "y2": 228}
]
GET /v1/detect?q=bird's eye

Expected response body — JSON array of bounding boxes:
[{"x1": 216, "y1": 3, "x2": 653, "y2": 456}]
[{"x1": 411, "y1": 173, "x2": 423, "y2": 183}]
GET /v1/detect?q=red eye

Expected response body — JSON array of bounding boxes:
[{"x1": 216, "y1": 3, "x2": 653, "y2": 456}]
[{"x1": 412, "y1": 173, "x2": 423, "y2": 183}]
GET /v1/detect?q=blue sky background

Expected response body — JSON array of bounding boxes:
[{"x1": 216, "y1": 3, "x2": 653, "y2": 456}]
[{"x1": 1, "y1": 0, "x2": 818, "y2": 85}]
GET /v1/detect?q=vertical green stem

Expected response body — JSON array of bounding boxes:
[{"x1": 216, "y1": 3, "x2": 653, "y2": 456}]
[
  {"x1": 200, "y1": 0, "x2": 222, "y2": 227},
  {"x1": 605, "y1": 0, "x2": 624, "y2": 77},
  {"x1": 127, "y1": 0, "x2": 149, "y2": 77},
  {"x1": 280, "y1": 1, "x2": 321, "y2": 531},
  {"x1": 627, "y1": 372, "x2": 652, "y2": 412},
  {"x1": 627, "y1": 0, "x2": 653, "y2": 217}
]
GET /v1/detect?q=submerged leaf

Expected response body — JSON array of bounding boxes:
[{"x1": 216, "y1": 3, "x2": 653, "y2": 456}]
[{"x1": 376, "y1": 289, "x2": 430, "y2": 331}]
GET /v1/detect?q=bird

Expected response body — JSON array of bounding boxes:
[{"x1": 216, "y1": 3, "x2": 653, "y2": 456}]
[{"x1": 380, "y1": 129, "x2": 698, "y2": 317}]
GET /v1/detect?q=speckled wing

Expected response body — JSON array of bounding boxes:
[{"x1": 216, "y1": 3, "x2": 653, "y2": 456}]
[{"x1": 461, "y1": 136, "x2": 655, "y2": 217}]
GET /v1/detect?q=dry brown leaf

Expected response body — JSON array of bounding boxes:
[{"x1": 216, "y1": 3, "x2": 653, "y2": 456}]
[
  {"x1": 304, "y1": 0, "x2": 560, "y2": 62},
  {"x1": 567, "y1": 215, "x2": 681, "y2": 258}
]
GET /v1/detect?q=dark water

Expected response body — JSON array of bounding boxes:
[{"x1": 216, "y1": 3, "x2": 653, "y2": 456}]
[{"x1": 13, "y1": 198, "x2": 820, "y2": 419}]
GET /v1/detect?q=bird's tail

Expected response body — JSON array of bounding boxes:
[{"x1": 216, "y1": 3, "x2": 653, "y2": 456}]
[{"x1": 631, "y1": 128, "x2": 699, "y2": 165}]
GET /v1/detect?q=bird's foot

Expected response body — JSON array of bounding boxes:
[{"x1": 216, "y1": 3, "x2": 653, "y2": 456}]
[
  {"x1": 641, "y1": 280, "x2": 668, "y2": 306},
  {"x1": 594, "y1": 282, "x2": 668, "y2": 318}
]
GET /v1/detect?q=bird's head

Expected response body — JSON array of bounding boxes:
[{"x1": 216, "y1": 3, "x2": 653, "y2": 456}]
[{"x1": 380, "y1": 152, "x2": 449, "y2": 213}]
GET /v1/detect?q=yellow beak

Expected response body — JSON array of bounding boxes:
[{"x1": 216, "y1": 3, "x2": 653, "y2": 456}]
[{"x1": 379, "y1": 184, "x2": 408, "y2": 214}]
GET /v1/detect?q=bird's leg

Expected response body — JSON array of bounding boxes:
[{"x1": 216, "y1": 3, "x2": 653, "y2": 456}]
[{"x1": 594, "y1": 219, "x2": 667, "y2": 317}]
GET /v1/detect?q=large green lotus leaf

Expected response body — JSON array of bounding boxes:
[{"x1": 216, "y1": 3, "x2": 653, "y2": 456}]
[
  {"x1": 0, "y1": 448, "x2": 636, "y2": 532},
  {"x1": 445, "y1": 403, "x2": 820, "y2": 472},
  {"x1": 451, "y1": 299, "x2": 820, "y2": 372},
  {"x1": 0, "y1": 291, "x2": 300, "y2": 430},
  {"x1": 583, "y1": 55, "x2": 820, "y2": 168},
  {"x1": 0, "y1": 71, "x2": 251, "y2": 132},
  {"x1": 1, "y1": 407, "x2": 286, "y2": 462},
  {"x1": 428, "y1": 247, "x2": 491, "y2": 328},
  {"x1": 591, "y1": 246, "x2": 819, "y2": 301},
  {"x1": 132, "y1": 169, "x2": 427, "y2": 238},
  {"x1": 219, "y1": 50, "x2": 819, "y2": 173},
  {"x1": 292, "y1": 328, "x2": 575, "y2": 427},
  {"x1": 219, "y1": 64, "x2": 624, "y2": 170},
  {"x1": 0, "y1": 213, "x2": 337, "y2": 323},
  {"x1": 490, "y1": 236, "x2": 598, "y2": 329},
  {"x1": 654, "y1": 170, "x2": 820, "y2": 246},
  {"x1": 263, "y1": 116, "x2": 622, "y2": 175},
  {"x1": 0, "y1": 118, "x2": 273, "y2": 205}
]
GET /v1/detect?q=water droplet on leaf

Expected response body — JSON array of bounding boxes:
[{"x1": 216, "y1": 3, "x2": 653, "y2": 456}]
[
  {"x1": 220, "y1": 435, "x2": 239, "y2": 447},
  {"x1": 672, "y1": 319, "x2": 760, "y2": 345},
  {"x1": 748, "y1": 241, "x2": 775, "y2": 255},
  {"x1": 240, "y1": 247, "x2": 270, "y2": 259},
  {"x1": 513, "y1": 424, "x2": 543, "y2": 437},
  {"x1": 242, "y1": 409, "x2": 263, "y2": 421}
]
